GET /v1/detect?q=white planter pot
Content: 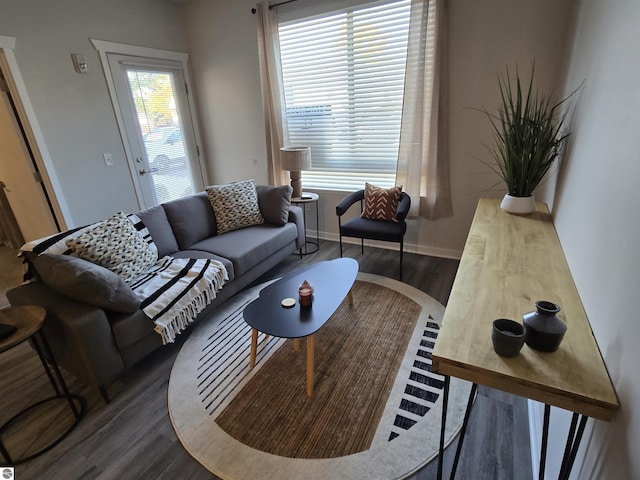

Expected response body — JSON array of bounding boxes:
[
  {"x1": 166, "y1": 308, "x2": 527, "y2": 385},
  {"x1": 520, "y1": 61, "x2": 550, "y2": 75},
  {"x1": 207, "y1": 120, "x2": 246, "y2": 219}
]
[{"x1": 500, "y1": 194, "x2": 536, "y2": 215}]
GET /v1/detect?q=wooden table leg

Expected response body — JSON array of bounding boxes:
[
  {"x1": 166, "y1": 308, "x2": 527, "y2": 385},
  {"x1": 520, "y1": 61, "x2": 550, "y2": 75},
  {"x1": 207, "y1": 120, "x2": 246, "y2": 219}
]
[
  {"x1": 307, "y1": 334, "x2": 314, "y2": 397},
  {"x1": 348, "y1": 288, "x2": 354, "y2": 307},
  {"x1": 294, "y1": 338, "x2": 300, "y2": 351},
  {"x1": 250, "y1": 328, "x2": 258, "y2": 368}
]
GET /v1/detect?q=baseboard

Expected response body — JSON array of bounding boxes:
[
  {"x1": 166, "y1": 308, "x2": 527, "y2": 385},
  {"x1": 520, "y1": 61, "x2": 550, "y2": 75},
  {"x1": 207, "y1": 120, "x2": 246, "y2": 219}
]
[
  {"x1": 528, "y1": 399, "x2": 543, "y2": 479},
  {"x1": 316, "y1": 231, "x2": 462, "y2": 260}
]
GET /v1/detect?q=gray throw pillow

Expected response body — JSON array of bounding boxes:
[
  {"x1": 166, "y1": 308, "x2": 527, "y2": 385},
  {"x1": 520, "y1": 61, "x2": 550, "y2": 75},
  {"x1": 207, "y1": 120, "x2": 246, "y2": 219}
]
[
  {"x1": 256, "y1": 184, "x2": 293, "y2": 226},
  {"x1": 29, "y1": 253, "x2": 141, "y2": 313},
  {"x1": 206, "y1": 180, "x2": 265, "y2": 234}
]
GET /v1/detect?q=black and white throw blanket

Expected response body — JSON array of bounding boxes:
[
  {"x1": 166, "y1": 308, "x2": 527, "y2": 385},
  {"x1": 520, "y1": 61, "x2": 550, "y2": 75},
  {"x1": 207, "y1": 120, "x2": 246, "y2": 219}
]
[
  {"x1": 130, "y1": 256, "x2": 228, "y2": 344},
  {"x1": 20, "y1": 215, "x2": 228, "y2": 344}
]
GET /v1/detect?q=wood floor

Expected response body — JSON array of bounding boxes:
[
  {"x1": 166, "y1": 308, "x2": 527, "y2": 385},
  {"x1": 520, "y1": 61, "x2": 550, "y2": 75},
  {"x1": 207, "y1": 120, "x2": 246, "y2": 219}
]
[{"x1": 0, "y1": 241, "x2": 532, "y2": 479}]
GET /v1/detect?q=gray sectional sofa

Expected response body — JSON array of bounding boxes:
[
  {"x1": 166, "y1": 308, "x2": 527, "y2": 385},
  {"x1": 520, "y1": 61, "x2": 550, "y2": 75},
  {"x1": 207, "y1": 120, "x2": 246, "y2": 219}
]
[{"x1": 7, "y1": 185, "x2": 305, "y2": 402}]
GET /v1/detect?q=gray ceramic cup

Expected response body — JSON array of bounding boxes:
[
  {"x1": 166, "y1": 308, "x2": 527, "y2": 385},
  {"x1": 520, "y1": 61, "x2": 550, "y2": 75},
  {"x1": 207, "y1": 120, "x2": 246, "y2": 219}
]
[{"x1": 492, "y1": 318, "x2": 526, "y2": 357}]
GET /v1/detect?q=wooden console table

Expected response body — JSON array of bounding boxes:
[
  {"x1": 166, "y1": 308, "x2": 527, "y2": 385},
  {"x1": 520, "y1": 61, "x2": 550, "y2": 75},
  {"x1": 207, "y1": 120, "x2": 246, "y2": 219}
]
[{"x1": 432, "y1": 198, "x2": 619, "y2": 480}]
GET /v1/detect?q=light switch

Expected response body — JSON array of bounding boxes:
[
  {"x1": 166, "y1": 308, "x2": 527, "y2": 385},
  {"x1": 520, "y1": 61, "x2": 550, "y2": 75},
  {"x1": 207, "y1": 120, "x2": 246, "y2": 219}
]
[{"x1": 103, "y1": 153, "x2": 114, "y2": 166}]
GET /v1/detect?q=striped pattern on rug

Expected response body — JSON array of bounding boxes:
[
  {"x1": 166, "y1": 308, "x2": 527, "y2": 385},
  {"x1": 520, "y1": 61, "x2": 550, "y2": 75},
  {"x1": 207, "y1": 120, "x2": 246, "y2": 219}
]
[
  {"x1": 196, "y1": 297, "x2": 286, "y2": 415},
  {"x1": 193, "y1": 281, "x2": 446, "y2": 459},
  {"x1": 388, "y1": 317, "x2": 444, "y2": 441}
]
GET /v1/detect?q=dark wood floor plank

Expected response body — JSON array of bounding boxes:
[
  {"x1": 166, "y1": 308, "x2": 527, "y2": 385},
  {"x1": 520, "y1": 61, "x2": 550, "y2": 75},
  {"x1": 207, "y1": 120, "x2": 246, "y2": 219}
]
[{"x1": 1, "y1": 240, "x2": 531, "y2": 480}]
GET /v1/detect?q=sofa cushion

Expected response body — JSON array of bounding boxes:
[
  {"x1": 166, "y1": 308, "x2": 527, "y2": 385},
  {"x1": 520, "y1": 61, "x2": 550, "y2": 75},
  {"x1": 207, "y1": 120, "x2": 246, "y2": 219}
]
[
  {"x1": 206, "y1": 180, "x2": 265, "y2": 234},
  {"x1": 189, "y1": 223, "x2": 297, "y2": 277},
  {"x1": 29, "y1": 253, "x2": 140, "y2": 313},
  {"x1": 65, "y1": 212, "x2": 158, "y2": 283},
  {"x1": 361, "y1": 182, "x2": 403, "y2": 222},
  {"x1": 162, "y1": 192, "x2": 217, "y2": 250},
  {"x1": 136, "y1": 205, "x2": 179, "y2": 257},
  {"x1": 256, "y1": 184, "x2": 293, "y2": 226}
]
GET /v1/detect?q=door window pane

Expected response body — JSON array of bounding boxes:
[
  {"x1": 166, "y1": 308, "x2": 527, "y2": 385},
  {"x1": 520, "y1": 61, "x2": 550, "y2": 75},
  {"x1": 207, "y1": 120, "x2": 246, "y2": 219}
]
[{"x1": 127, "y1": 69, "x2": 196, "y2": 203}]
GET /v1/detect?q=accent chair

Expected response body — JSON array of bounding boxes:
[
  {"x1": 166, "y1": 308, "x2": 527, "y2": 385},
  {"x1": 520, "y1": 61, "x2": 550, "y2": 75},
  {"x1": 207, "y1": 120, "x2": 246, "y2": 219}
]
[{"x1": 336, "y1": 188, "x2": 411, "y2": 280}]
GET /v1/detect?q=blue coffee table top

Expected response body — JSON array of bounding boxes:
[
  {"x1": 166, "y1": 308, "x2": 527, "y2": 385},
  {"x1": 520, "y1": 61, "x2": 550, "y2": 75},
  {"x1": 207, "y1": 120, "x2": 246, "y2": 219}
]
[{"x1": 243, "y1": 258, "x2": 359, "y2": 339}]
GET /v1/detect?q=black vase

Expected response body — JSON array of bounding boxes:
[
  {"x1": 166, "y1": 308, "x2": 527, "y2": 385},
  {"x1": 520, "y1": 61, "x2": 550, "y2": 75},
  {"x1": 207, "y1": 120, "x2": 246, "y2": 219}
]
[{"x1": 523, "y1": 301, "x2": 567, "y2": 352}]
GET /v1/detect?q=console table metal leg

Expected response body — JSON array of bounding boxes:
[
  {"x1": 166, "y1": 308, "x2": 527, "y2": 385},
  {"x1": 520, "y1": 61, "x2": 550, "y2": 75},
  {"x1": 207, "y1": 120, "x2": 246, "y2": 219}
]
[
  {"x1": 450, "y1": 383, "x2": 478, "y2": 479},
  {"x1": 539, "y1": 404, "x2": 551, "y2": 480},
  {"x1": 437, "y1": 375, "x2": 451, "y2": 480},
  {"x1": 558, "y1": 413, "x2": 588, "y2": 480}
]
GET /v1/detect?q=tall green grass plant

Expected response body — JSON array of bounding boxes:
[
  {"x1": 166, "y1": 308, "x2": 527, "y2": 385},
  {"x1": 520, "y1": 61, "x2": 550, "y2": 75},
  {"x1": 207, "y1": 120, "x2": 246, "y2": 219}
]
[{"x1": 483, "y1": 65, "x2": 576, "y2": 197}]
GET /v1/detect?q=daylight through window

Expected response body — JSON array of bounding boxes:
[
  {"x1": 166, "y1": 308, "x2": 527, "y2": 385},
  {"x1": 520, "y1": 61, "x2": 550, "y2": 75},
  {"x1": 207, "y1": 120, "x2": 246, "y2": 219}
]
[{"x1": 278, "y1": 0, "x2": 411, "y2": 191}]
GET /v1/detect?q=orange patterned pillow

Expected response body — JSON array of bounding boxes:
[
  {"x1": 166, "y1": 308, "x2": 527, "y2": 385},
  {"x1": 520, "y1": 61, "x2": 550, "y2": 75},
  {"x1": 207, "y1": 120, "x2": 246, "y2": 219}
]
[{"x1": 361, "y1": 183, "x2": 403, "y2": 222}]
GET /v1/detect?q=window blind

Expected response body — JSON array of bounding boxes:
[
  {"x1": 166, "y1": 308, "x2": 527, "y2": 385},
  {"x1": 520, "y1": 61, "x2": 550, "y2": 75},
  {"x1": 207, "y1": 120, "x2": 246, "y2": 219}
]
[{"x1": 278, "y1": 0, "x2": 411, "y2": 191}]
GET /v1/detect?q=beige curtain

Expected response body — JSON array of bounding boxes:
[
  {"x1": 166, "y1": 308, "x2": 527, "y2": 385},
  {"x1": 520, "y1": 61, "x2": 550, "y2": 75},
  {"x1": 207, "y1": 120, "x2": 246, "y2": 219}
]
[
  {"x1": 395, "y1": 0, "x2": 452, "y2": 219},
  {"x1": 256, "y1": 2, "x2": 290, "y2": 186}
]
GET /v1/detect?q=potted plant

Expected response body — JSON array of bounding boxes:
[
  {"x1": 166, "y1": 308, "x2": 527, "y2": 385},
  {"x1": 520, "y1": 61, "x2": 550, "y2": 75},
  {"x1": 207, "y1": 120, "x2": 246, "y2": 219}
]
[{"x1": 481, "y1": 64, "x2": 576, "y2": 214}]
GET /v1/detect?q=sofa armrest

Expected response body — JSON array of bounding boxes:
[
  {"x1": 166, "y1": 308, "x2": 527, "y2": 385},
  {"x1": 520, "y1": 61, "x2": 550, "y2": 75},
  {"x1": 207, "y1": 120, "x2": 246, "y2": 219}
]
[
  {"x1": 288, "y1": 204, "x2": 306, "y2": 250},
  {"x1": 7, "y1": 282, "x2": 125, "y2": 389}
]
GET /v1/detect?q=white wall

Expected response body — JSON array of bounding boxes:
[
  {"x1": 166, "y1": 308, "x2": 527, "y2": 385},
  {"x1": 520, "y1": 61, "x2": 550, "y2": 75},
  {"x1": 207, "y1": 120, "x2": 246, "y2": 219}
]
[
  {"x1": 0, "y1": 0, "x2": 189, "y2": 227},
  {"x1": 183, "y1": 0, "x2": 574, "y2": 258},
  {"x1": 533, "y1": 0, "x2": 640, "y2": 478},
  {"x1": 182, "y1": 0, "x2": 269, "y2": 187}
]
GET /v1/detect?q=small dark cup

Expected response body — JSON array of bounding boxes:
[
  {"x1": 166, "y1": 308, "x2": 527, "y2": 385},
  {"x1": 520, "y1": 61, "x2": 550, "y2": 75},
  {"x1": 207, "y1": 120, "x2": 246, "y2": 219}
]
[{"x1": 492, "y1": 319, "x2": 526, "y2": 357}]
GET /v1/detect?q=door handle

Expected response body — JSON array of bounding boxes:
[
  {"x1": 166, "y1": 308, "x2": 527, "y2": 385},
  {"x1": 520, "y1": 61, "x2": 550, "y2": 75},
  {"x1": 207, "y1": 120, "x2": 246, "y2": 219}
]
[{"x1": 139, "y1": 168, "x2": 158, "y2": 176}]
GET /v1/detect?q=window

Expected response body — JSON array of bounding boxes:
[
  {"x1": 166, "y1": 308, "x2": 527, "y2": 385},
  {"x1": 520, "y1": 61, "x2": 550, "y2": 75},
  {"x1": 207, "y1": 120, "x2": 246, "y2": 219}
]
[{"x1": 278, "y1": 0, "x2": 411, "y2": 190}]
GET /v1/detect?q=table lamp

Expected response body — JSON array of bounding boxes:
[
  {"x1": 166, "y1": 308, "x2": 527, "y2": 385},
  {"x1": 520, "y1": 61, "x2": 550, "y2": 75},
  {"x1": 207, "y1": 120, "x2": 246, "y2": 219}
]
[{"x1": 281, "y1": 146, "x2": 311, "y2": 198}]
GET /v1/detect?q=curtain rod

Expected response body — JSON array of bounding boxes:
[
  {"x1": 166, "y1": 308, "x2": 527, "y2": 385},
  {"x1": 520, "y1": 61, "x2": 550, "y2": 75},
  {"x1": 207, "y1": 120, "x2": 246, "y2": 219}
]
[{"x1": 251, "y1": 0, "x2": 298, "y2": 15}]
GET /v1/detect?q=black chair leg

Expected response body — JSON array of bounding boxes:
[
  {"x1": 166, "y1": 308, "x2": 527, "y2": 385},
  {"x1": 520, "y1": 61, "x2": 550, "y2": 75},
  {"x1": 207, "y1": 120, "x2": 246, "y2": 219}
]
[
  {"x1": 339, "y1": 234, "x2": 343, "y2": 257},
  {"x1": 361, "y1": 238, "x2": 364, "y2": 255}
]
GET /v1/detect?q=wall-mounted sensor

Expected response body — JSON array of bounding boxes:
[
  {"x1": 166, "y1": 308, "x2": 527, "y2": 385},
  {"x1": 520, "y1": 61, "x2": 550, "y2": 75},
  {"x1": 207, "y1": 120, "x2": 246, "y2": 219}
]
[{"x1": 71, "y1": 54, "x2": 88, "y2": 74}]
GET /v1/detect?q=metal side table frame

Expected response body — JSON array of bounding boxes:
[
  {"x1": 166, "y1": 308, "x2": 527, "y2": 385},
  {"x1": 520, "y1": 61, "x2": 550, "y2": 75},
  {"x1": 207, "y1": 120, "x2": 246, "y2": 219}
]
[
  {"x1": 0, "y1": 306, "x2": 85, "y2": 465},
  {"x1": 291, "y1": 192, "x2": 319, "y2": 255}
]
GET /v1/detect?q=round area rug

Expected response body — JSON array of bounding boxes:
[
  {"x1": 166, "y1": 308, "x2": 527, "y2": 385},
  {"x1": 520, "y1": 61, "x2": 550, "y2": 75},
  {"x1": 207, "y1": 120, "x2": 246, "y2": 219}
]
[{"x1": 168, "y1": 273, "x2": 471, "y2": 480}]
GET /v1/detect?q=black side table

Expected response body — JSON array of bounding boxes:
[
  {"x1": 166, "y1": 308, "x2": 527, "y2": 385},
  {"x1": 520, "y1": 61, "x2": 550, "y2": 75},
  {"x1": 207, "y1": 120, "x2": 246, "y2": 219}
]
[
  {"x1": 291, "y1": 192, "x2": 319, "y2": 255},
  {"x1": 0, "y1": 306, "x2": 85, "y2": 464}
]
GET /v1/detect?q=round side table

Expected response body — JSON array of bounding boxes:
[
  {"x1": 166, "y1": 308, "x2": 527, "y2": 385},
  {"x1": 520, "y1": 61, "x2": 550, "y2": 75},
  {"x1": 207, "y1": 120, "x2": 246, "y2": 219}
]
[
  {"x1": 291, "y1": 192, "x2": 320, "y2": 255},
  {"x1": 0, "y1": 306, "x2": 85, "y2": 464}
]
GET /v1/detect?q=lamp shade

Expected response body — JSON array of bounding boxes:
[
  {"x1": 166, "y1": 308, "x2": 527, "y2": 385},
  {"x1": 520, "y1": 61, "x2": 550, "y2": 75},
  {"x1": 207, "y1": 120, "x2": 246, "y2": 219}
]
[{"x1": 281, "y1": 146, "x2": 311, "y2": 171}]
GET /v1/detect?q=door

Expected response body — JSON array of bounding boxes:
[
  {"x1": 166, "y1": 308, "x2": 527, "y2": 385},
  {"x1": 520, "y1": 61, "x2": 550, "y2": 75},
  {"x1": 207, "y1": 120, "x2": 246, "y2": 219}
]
[
  {"x1": 108, "y1": 54, "x2": 204, "y2": 207},
  {"x1": 0, "y1": 75, "x2": 57, "y2": 243}
]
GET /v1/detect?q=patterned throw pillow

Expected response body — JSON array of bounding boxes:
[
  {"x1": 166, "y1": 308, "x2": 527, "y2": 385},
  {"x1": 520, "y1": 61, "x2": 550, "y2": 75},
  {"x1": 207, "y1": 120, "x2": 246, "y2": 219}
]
[
  {"x1": 65, "y1": 211, "x2": 158, "y2": 284},
  {"x1": 361, "y1": 182, "x2": 403, "y2": 222},
  {"x1": 206, "y1": 180, "x2": 265, "y2": 234}
]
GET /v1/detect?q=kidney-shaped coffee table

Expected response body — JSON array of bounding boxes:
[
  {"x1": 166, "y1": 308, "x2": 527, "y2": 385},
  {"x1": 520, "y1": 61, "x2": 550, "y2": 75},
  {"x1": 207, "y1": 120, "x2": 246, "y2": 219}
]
[{"x1": 243, "y1": 257, "x2": 359, "y2": 396}]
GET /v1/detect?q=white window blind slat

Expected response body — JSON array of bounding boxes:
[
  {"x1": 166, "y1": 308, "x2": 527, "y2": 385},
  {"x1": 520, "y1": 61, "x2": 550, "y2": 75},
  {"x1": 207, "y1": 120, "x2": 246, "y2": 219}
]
[{"x1": 279, "y1": 0, "x2": 411, "y2": 191}]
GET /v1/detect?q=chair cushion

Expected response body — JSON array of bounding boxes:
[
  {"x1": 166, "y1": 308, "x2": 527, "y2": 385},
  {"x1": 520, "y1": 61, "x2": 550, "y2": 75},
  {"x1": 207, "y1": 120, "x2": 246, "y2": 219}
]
[
  {"x1": 340, "y1": 216, "x2": 407, "y2": 243},
  {"x1": 206, "y1": 180, "x2": 265, "y2": 234},
  {"x1": 361, "y1": 183, "x2": 402, "y2": 222}
]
